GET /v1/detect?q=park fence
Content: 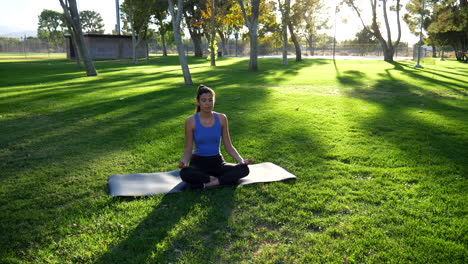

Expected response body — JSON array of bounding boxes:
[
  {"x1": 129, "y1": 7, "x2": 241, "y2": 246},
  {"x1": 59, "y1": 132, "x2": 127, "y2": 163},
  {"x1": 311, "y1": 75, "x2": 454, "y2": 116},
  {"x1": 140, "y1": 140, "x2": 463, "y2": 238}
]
[
  {"x1": 0, "y1": 37, "x2": 65, "y2": 54},
  {"x1": 2, "y1": 36, "x2": 432, "y2": 60},
  {"x1": 149, "y1": 39, "x2": 423, "y2": 59}
]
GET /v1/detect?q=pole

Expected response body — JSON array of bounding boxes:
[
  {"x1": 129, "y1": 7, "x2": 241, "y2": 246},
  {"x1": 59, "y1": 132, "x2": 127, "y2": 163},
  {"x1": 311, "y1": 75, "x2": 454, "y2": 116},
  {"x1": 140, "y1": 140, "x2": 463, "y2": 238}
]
[
  {"x1": 23, "y1": 35, "x2": 27, "y2": 58},
  {"x1": 115, "y1": 0, "x2": 121, "y2": 35},
  {"x1": 414, "y1": 0, "x2": 425, "y2": 68},
  {"x1": 333, "y1": 5, "x2": 337, "y2": 59}
]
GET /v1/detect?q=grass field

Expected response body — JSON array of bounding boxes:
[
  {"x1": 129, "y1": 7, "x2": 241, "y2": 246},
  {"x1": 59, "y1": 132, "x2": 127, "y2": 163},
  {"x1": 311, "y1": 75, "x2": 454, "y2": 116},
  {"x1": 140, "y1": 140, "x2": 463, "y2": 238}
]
[
  {"x1": 0, "y1": 52, "x2": 66, "y2": 60},
  {"x1": 0, "y1": 55, "x2": 467, "y2": 263}
]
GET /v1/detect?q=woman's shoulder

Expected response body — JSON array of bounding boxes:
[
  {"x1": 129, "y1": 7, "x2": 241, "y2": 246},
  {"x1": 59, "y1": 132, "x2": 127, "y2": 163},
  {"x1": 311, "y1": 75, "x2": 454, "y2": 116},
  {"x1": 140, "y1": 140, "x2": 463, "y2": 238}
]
[
  {"x1": 215, "y1": 112, "x2": 228, "y2": 125},
  {"x1": 214, "y1": 112, "x2": 227, "y2": 118},
  {"x1": 186, "y1": 114, "x2": 196, "y2": 120},
  {"x1": 185, "y1": 114, "x2": 196, "y2": 127}
]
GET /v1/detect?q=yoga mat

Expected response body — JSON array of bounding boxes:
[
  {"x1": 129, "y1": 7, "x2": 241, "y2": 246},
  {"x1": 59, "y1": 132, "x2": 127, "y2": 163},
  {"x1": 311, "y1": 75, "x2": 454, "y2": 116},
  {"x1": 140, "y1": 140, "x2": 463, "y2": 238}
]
[{"x1": 108, "y1": 162, "x2": 296, "y2": 196}]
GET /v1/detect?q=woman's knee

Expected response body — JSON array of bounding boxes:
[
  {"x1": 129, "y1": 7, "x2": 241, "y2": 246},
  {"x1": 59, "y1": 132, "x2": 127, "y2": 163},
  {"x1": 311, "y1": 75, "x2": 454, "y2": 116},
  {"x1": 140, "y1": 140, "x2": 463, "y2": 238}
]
[
  {"x1": 238, "y1": 164, "x2": 250, "y2": 177},
  {"x1": 179, "y1": 168, "x2": 191, "y2": 182},
  {"x1": 180, "y1": 167, "x2": 210, "y2": 183}
]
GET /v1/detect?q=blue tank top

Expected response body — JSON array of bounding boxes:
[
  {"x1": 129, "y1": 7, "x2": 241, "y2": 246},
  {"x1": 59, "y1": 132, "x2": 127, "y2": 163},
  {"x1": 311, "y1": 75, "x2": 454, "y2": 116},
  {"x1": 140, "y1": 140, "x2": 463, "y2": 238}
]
[{"x1": 193, "y1": 112, "x2": 222, "y2": 156}]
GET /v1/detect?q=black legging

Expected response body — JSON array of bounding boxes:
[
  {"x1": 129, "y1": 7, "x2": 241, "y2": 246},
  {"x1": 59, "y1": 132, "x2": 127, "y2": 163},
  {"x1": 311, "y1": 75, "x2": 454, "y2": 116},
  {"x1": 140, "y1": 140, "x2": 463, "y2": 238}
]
[{"x1": 180, "y1": 154, "x2": 249, "y2": 186}]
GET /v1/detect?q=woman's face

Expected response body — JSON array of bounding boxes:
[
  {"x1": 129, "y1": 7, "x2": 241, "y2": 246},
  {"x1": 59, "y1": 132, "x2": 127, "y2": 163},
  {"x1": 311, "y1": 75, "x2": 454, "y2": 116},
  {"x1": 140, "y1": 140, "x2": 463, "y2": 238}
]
[{"x1": 198, "y1": 92, "x2": 215, "y2": 112}]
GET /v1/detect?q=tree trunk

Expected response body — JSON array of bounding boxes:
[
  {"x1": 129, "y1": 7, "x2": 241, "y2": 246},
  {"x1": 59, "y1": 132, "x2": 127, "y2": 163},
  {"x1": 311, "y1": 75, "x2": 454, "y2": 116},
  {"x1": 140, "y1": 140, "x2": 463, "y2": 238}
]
[
  {"x1": 67, "y1": 24, "x2": 81, "y2": 68},
  {"x1": 191, "y1": 31, "x2": 203, "y2": 57},
  {"x1": 288, "y1": 22, "x2": 302, "y2": 61},
  {"x1": 131, "y1": 9, "x2": 146, "y2": 64},
  {"x1": 146, "y1": 42, "x2": 149, "y2": 62},
  {"x1": 59, "y1": 0, "x2": 97, "y2": 76},
  {"x1": 161, "y1": 32, "x2": 167, "y2": 56},
  {"x1": 169, "y1": 0, "x2": 193, "y2": 86},
  {"x1": 72, "y1": 36, "x2": 81, "y2": 68},
  {"x1": 279, "y1": 0, "x2": 288, "y2": 65},
  {"x1": 74, "y1": 33, "x2": 97, "y2": 76},
  {"x1": 347, "y1": 0, "x2": 401, "y2": 63},
  {"x1": 186, "y1": 16, "x2": 203, "y2": 57},
  {"x1": 210, "y1": 0, "x2": 216, "y2": 66},
  {"x1": 205, "y1": 32, "x2": 211, "y2": 47},
  {"x1": 383, "y1": 45, "x2": 395, "y2": 62},
  {"x1": 218, "y1": 31, "x2": 228, "y2": 56},
  {"x1": 238, "y1": 0, "x2": 260, "y2": 72},
  {"x1": 431, "y1": 44, "x2": 437, "y2": 58},
  {"x1": 174, "y1": 33, "x2": 193, "y2": 85},
  {"x1": 131, "y1": 23, "x2": 139, "y2": 64},
  {"x1": 453, "y1": 39, "x2": 465, "y2": 61},
  {"x1": 307, "y1": 37, "x2": 315, "y2": 56},
  {"x1": 74, "y1": 32, "x2": 97, "y2": 75},
  {"x1": 249, "y1": 25, "x2": 258, "y2": 71},
  {"x1": 131, "y1": 37, "x2": 140, "y2": 64}
]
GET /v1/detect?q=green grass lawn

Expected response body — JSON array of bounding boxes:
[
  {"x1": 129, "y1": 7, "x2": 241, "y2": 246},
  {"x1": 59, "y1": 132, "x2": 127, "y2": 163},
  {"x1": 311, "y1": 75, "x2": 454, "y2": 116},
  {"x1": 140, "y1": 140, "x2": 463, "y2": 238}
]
[
  {"x1": 0, "y1": 52, "x2": 66, "y2": 60},
  {"x1": 0, "y1": 55, "x2": 467, "y2": 263}
]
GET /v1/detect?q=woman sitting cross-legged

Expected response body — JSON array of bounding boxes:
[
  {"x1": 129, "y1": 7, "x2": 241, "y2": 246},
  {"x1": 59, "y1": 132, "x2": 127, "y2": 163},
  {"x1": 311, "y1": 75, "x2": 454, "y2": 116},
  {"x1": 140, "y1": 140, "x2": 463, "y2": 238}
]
[{"x1": 178, "y1": 84, "x2": 253, "y2": 189}]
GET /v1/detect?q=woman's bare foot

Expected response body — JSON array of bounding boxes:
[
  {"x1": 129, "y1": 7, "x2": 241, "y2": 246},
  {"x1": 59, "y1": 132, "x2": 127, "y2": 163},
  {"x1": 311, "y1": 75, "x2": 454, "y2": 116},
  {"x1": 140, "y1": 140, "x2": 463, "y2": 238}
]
[{"x1": 205, "y1": 176, "x2": 220, "y2": 187}]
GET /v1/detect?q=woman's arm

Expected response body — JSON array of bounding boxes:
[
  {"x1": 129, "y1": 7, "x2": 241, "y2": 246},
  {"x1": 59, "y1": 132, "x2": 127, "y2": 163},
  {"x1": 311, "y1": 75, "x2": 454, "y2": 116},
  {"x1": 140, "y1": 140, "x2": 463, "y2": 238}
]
[
  {"x1": 179, "y1": 116, "x2": 194, "y2": 168},
  {"x1": 220, "y1": 114, "x2": 253, "y2": 165}
]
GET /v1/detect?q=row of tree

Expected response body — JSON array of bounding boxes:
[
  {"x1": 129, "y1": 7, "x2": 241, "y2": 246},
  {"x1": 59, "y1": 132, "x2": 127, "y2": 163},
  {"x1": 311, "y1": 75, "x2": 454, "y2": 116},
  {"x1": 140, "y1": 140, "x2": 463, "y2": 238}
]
[
  {"x1": 342, "y1": 0, "x2": 467, "y2": 62},
  {"x1": 50, "y1": 0, "x2": 330, "y2": 80},
  {"x1": 38, "y1": 9, "x2": 104, "y2": 47},
  {"x1": 117, "y1": 0, "x2": 331, "y2": 83},
  {"x1": 404, "y1": 0, "x2": 468, "y2": 61},
  {"x1": 45, "y1": 0, "x2": 467, "y2": 80}
]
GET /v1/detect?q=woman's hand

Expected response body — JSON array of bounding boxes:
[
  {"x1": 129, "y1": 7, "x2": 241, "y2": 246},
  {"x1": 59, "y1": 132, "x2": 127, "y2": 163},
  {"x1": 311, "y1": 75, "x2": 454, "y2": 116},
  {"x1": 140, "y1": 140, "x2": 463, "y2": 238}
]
[
  {"x1": 178, "y1": 160, "x2": 188, "y2": 169},
  {"x1": 242, "y1": 157, "x2": 253, "y2": 165}
]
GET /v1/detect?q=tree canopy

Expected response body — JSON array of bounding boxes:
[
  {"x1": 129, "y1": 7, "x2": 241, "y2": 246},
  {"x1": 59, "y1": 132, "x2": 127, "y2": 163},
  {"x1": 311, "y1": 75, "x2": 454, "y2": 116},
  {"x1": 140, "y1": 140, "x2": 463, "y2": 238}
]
[
  {"x1": 37, "y1": 9, "x2": 65, "y2": 47},
  {"x1": 427, "y1": 0, "x2": 467, "y2": 61},
  {"x1": 80, "y1": 10, "x2": 105, "y2": 33}
]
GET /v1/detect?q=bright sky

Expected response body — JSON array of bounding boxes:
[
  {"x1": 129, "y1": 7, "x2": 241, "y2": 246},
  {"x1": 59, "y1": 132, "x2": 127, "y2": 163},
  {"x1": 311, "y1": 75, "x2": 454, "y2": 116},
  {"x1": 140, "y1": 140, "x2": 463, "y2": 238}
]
[
  {"x1": 0, "y1": 0, "x2": 119, "y2": 34},
  {"x1": 0, "y1": 0, "x2": 419, "y2": 44}
]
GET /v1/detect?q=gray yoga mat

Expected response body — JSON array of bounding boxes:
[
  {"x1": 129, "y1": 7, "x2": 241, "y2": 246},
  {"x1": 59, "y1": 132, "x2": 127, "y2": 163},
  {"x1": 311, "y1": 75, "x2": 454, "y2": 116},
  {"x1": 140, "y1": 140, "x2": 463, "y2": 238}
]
[{"x1": 108, "y1": 162, "x2": 296, "y2": 196}]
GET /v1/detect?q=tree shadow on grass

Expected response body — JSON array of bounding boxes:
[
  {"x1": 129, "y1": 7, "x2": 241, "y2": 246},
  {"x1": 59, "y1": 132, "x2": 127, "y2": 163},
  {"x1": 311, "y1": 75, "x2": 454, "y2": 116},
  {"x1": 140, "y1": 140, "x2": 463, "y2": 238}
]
[
  {"x1": 1, "y1": 70, "x2": 185, "y2": 106},
  {"x1": 0, "y1": 59, "x2": 209, "y2": 103},
  {"x1": 0, "y1": 56, "x2": 321, "y2": 106},
  {"x1": 390, "y1": 61, "x2": 467, "y2": 95},
  {"x1": 0, "y1": 56, "x2": 209, "y2": 90},
  {"x1": 336, "y1": 70, "x2": 366, "y2": 87},
  {"x1": 0, "y1": 85, "x2": 194, "y2": 261},
  {"x1": 213, "y1": 88, "x2": 333, "y2": 258},
  {"x1": 344, "y1": 61, "x2": 468, "y2": 175},
  {"x1": 0, "y1": 57, "x2": 320, "y2": 261},
  {"x1": 397, "y1": 60, "x2": 468, "y2": 84},
  {"x1": 343, "y1": 86, "x2": 466, "y2": 262},
  {"x1": 95, "y1": 106, "x2": 329, "y2": 263},
  {"x1": 198, "y1": 58, "x2": 330, "y2": 88},
  {"x1": 93, "y1": 81, "x2": 330, "y2": 262},
  {"x1": 333, "y1": 59, "x2": 366, "y2": 87},
  {"x1": 330, "y1": 60, "x2": 468, "y2": 262},
  {"x1": 91, "y1": 74, "x2": 333, "y2": 262},
  {"x1": 96, "y1": 188, "x2": 238, "y2": 263}
]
